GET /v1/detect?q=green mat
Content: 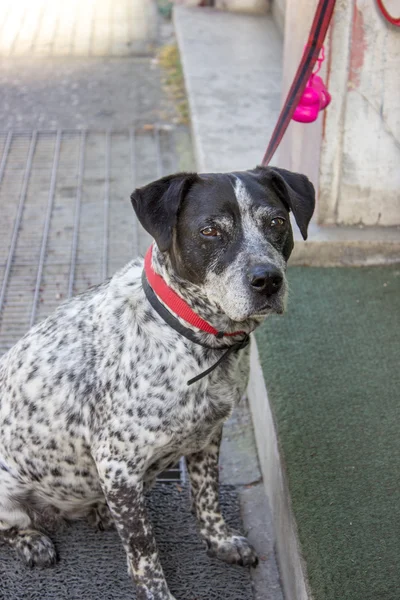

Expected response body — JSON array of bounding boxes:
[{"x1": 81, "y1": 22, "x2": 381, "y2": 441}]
[{"x1": 255, "y1": 266, "x2": 400, "y2": 600}]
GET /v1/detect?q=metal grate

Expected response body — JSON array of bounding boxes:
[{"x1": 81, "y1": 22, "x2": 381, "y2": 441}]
[
  {"x1": 0, "y1": 128, "x2": 184, "y2": 483},
  {"x1": 158, "y1": 457, "x2": 186, "y2": 484}
]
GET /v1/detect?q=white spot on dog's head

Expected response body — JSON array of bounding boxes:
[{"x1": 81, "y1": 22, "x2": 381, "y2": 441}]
[{"x1": 232, "y1": 176, "x2": 253, "y2": 210}]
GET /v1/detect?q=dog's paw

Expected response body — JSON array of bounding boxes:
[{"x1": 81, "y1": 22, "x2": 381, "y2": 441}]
[
  {"x1": 14, "y1": 530, "x2": 58, "y2": 568},
  {"x1": 206, "y1": 534, "x2": 259, "y2": 568}
]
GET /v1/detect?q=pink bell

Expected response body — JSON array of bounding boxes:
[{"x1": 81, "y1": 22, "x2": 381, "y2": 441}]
[{"x1": 292, "y1": 48, "x2": 331, "y2": 123}]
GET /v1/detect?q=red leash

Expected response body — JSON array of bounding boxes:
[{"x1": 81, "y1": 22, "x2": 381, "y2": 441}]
[
  {"x1": 261, "y1": 0, "x2": 337, "y2": 166},
  {"x1": 261, "y1": 0, "x2": 399, "y2": 165},
  {"x1": 376, "y1": 0, "x2": 400, "y2": 26}
]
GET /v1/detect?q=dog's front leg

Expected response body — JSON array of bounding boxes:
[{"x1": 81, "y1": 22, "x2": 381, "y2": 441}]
[
  {"x1": 186, "y1": 427, "x2": 258, "y2": 568},
  {"x1": 96, "y1": 458, "x2": 175, "y2": 600}
]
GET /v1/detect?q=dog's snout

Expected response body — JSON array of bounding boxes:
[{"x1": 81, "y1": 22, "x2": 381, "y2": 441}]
[{"x1": 248, "y1": 265, "x2": 283, "y2": 296}]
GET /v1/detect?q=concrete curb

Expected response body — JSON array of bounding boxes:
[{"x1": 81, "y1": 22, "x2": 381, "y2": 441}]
[
  {"x1": 247, "y1": 338, "x2": 311, "y2": 600},
  {"x1": 291, "y1": 223, "x2": 400, "y2": 266},
  {"x1": 173, "y1": 10, "x2": 207, "y2": 174}
]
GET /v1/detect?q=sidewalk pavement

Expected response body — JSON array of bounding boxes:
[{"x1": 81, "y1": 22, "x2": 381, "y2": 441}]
[
  {"x1": 174, "y1": 7, "x2": 282, "y2": 173},
  {"x1": 0, "y1": 0, "x2": 156, "y2": 57}
]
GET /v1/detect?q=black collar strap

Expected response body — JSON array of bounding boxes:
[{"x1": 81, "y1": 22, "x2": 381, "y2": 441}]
[{"x1": 142, "y1": 271, "x2": 250, "y2": 386}]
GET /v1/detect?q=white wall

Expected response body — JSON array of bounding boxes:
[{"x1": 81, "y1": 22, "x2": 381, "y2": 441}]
[{"x1": 276, "y1": 0, "x2": 400, "y2": 226}]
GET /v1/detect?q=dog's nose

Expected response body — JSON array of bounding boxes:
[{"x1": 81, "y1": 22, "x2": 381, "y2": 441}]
[{"x1": 248, "y1": 265, "x2": 283, "y2": 296}]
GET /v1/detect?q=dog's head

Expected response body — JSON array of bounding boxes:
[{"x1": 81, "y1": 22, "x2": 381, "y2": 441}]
[{"x1": 131, "y1": 167, "x2": 315, "y2": 322}]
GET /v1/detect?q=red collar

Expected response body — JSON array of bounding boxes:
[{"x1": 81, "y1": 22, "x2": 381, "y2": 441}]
[{"x1": 144, "y1": 246, "x2": 245, "y2": 338}]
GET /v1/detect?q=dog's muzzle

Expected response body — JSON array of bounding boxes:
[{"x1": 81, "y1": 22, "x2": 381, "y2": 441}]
[{"x1": 248, "y1": 264, "x2": 283, "y2": 296}]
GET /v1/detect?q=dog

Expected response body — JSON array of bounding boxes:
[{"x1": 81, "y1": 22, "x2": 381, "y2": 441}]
[{"x1": 0, "y1": 166, "x2": 314, "y2": 599}]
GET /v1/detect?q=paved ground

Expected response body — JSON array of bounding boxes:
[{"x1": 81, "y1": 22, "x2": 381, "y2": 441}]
[
  {"x1": 0, "y1": 0, "x2": 176, "y2": 130},
  {"x1": 0, "y1": 57, "x2": 174, "y2": 130},
  {"x1": 0, "y1": 0, "x2": 156, "y2": 57},
  {"x1": 0, "y1": 2, "x2": 283, "y2": 599}
]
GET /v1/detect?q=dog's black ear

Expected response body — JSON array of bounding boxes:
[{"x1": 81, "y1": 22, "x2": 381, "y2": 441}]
[
  {"x1": 130, "y1": 173, "x2": 199, "y2": 252},
  {"x1": 252, "y1": 166, "x2": 315, "y2": 240}
]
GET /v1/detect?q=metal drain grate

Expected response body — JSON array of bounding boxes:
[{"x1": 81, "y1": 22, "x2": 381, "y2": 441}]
[
  {"x1": 158, "y1": 458, "x2": 186, "y2": 483},
  {"x1": 0, "y1": 128, "x2": 184, "y2": 483}
]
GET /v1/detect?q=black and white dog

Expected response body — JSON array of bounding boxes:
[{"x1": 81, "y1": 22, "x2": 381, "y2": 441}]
[{"x1": 0, "y1": 166, "x2": 314, "y2": 599}]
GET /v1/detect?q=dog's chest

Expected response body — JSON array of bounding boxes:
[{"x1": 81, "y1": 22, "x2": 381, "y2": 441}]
[
  {"x1": 99, "y1": 322, "x2": 250, "y2": 473},
  {"x1": 142, "y1": 373, "x2": 245, "y2": 480}
]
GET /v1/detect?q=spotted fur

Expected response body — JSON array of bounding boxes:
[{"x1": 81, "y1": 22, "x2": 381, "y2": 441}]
[{"x1": 0, "y1": 166, "x2": 314, "y2": 599}]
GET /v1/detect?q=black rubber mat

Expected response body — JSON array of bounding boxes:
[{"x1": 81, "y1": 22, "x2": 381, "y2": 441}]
[{"x1": 0, "y1": 484, "x2": 254, "y2": 600}]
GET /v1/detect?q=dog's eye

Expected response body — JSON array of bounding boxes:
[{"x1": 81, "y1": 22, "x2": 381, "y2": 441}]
[
  {"x1": 270, "y1": 217, "x2": 286, "y2": 228},
  {"x1": 201, "y1": 226, "x2": 221, "y2": 237}
]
